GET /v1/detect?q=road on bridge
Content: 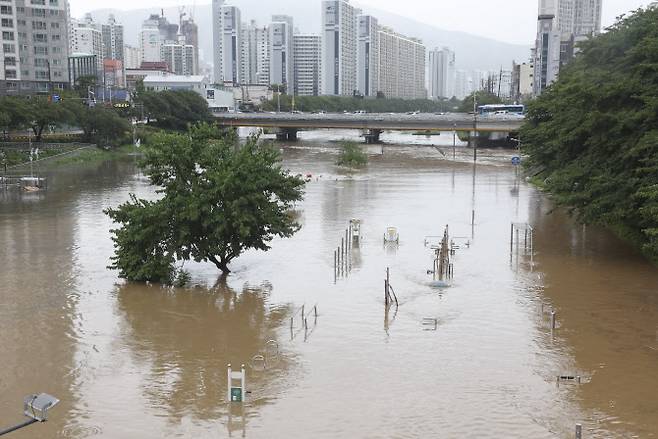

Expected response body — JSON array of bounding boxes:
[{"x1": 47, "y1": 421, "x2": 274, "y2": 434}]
[{"x1": 213, "y1": 112, "x2": 524, "y2": 133}]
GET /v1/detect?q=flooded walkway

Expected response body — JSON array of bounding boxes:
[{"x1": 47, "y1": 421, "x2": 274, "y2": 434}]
[{"x1": 0, "y1": 135, "x2": 656, "y2": 438}]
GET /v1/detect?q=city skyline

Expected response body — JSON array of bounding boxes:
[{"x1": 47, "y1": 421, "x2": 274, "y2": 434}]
[{"x1": 70, "y1": 0, "x2": 650, "y2": 45}]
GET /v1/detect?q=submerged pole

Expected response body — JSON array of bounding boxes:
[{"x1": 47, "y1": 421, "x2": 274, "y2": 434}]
[{"x1": 576, "y1": 424, "x2": 582, "y2": 439}]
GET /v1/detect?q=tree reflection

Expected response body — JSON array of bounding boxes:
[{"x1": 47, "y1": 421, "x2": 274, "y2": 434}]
[{"x1": 116, "y1": 279, "x2": 292, "y2": 429}]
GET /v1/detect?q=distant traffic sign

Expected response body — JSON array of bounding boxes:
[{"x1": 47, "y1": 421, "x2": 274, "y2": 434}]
[{"x1": 511, "y1": 156, "x2": 521, "y2": 165}]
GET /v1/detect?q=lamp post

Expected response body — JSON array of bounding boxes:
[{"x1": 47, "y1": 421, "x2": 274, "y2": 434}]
[
  {"x1": 0, "y1": 393, "x2": 59, "y2": 436},
  {"x1": 472, "y1": 92, "x2": 478, "y2": 162}
]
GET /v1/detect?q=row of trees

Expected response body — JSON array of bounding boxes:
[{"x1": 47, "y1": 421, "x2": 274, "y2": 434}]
[
  {"x1": 260, "y1": 92, "x2": 508, "y2": 114},
  {"x1": 0, "y1": 88, "x2": 213, "y2": 146},
  {"x1": 521, "y1": 6, "x2": 658, "y2": 261},
  {"x1": 260, "y1": 94, "x2": 462, "y2": 114}
]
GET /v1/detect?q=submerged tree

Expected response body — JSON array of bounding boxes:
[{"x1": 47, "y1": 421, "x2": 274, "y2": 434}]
[
  {"x1": 106, "y1": 124, "x2": 305, "y2": 281},
  {"x1": 336, "y1": 141, "x2": 368, "y2": 167}
]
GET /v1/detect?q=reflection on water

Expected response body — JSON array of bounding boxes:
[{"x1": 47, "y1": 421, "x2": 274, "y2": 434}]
[{"x1": 0, "y1": 133, "x2": 657, "y2": 438}]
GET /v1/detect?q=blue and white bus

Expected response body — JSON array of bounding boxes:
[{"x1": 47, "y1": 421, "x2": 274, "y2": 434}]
[{"x1": 477, "y1": 104, "x2": 525, "y2": 116}]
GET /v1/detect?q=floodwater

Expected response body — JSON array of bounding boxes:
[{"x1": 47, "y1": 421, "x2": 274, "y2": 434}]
[{"x1": 0, "y1": 130, "x2": 656, "y2": 438}]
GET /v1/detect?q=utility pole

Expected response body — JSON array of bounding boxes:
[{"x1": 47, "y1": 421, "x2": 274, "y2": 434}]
[{"x1": 473, "y1": 92, "x2": 478, "y2": 162}]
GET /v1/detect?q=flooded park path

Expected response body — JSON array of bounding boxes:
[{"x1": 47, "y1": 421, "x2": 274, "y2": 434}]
[{"x1": 1, "y1": 131, "x2": 656, "y2": 438}]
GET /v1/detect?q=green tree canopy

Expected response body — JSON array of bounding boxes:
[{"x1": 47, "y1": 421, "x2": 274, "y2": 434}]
[
  {"x1": 521, "y1": 7, "x2": 658, "y2": 260},
  {"x1": 105, "y1": 124, "x2": 305, "y2": 282},
  {"x1": 71, "y1": 105, "x2": 131, "y2": 147},
  {"x1": 138, "y1": 90, "x2": 212, "y2": 130}
]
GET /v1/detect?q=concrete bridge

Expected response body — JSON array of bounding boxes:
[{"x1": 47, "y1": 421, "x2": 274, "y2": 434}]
[{"x1": 213, "y1": 112, "x2": 524, "y2": 142}]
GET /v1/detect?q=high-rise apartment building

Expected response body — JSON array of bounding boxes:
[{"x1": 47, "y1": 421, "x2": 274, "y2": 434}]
[
  {"x1": 321, "y1": 0, "x2": 357, "y2": 96},
  {"x1": 102, "y1": 14, "x2": 124, "y2": 62},
  {"x1": 140, "y1": 15, "x2": 161, "y2": 63},
  {"x1": 8, "y1": 0, "x2": 71, "y2": 93},
  {"x1": 270, "y1": 15, "x2": 294, "y2": 91},
  {"x1": 212, "y1": 0, "x2": 224, "y2": 83},
  {"x1": 69, "y1": 15, "x2": 103, "y2": 74},
  {"x1": 294, "y1": 34, "x2": 321, "y2": 96},
  {"x1": 0, "y1": 0, "x2": 20, "y2": 93},
  {"x1": 162, "y1": 41, "x2": 197, "y2": 76},
  {"x1": 533, "y1": 0, "x2": 601, "y2": 95},
  {"x1": 377, "y1": 27, "x2": 426, "y2": 99},
  {"x1": 428, "y1": 47, "x2": 455, "y2": 99},
  {"x1": 219, "y1": 5, "x2": 242, "y2": 84},
  {"x1": 454, "y1": 70, "x2": 471, "y2": 100},
  {"x1": 356, "y1": 15, "x2": 379, "y2": 97},
  {"x1": 124, "y1": 45, "x2": 141, "y2": 69},
  {"x1": 180, "y1": 17, "x2": 199, "y2": 74}
]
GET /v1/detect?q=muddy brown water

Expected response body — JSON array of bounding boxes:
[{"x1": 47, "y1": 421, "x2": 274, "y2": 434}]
[{"x1": 1, "y1": 132, "x2": 657, "y2": 438}]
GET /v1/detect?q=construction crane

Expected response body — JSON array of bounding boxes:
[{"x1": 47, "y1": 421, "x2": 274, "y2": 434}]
[{"x1": 179, "y1": 6, "x2": 187, "y2": 30}]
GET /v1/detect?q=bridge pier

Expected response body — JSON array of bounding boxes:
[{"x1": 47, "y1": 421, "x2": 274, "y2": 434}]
[
  {"x1": 364, "y1": 129, "x2": 382, "y2": 144},
  {"x1": 275, "y1": 128, "x2": 299, "y2": 141}
]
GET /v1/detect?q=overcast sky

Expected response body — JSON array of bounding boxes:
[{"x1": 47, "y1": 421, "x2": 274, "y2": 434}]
[{"x1": 71, "y1": 0, "x2": 651, "y2": 45}]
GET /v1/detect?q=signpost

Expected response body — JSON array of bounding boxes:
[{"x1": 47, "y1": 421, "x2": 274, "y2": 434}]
[
  {"x1": 227, "y1": 364, "x2": 246, "y2": 403},
  {"x1": 511, "y1": 156, "x2": 521, "y2": 165}
]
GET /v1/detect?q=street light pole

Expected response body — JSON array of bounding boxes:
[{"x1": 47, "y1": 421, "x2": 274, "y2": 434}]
[{"x1": 473, "y1": 92, "x2": 478, "y2": 162}]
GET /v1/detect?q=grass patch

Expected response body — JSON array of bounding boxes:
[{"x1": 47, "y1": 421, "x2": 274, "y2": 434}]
[{"x1": 336, "y1": 141, "x2": 368, "y2": 167}]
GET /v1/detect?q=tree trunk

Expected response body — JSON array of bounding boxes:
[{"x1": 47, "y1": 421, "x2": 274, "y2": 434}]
[{"x1": 209, "y1": 255, "x2": 231, "y2": 274}]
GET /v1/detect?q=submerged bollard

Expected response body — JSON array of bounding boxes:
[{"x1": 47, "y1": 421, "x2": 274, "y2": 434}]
[
  {"x1": 576, "y1": 424, "x2": 582, "y2": 439},
  {"x1": 551, "y1": 311, "x2": 556, "y2": 330}
]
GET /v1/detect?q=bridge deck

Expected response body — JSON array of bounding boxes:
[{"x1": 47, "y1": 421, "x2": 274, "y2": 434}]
[{"x1": 213, "y1": 113, "x2": 524, "y2": 132}]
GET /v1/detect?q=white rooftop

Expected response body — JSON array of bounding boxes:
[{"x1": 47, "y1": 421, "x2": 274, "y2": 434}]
[{"x1": 143, "y1": 75, "x2": 207, "y2": 83}]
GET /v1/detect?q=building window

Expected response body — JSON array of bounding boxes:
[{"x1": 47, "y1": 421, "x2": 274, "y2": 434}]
[
  {"x1": 32, "y1": 9, "x2": 46, "y2": 17},
  {"x1": 2, "y1": 31, "x2": 14, "y2": 40},
  {"x1": 4, "y1": 69, "x2": 16, "y2": 78},
  {"x1": 3, "y1": 43, "x2": 14, "y2": 53},
  {"x1": 33, "y1": 45, "x2": 47, "y2": 55},
  {"x1": 32, "y1": 21, "x2": 47, "y2": 29},
  {"x1": 0, "y1": 5, "x2": 13, "y2": 14},
  {"x1": 30, "y1": 0, "x2": 46, "y2": 4},
  {"x1": 1, "y1": 18, "x2": 13, "y2": 28},
  {"x1": 33, "y1": 33, "x2": 47, "y2": 43},
  {"x1": 35, "y1": 70, "x2": 48, "y2": 79}
]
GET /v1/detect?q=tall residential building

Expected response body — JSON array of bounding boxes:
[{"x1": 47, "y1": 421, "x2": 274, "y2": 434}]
[
  {"x1": 533, "y1": 11, "x2": 562, "y2": 95},
  {"x1": 0, "y1": 0, "x2": 20, "y2": 93},
  {"x1": 8, "y1": 0, "x2": 71, "y2": 93},
  {"x1": 124, "y1": 45, "x2": 141, "y2": 69},
  {"x1": 294, "y1": 34, "x2": 321, "y2": 96},
  {"x1": 219, "y1": 5, "x2": 242, "y2": 84},
  {"x1": 356, "y1": 15, "x2": 379, "y2": 97},
  {"x1": 162, "y1": 41, "x2": 197, "y2": 75},
  {"x1": 180, "y1": 17, "x2": 199, "y2": 73},
  {"x1": 533, "y1": 0, "x2": 601, "y2": 95},
  {"x1": 140, "y1": 15, "x2": 162, "y2": 63},
  {"x1": 321, "y1": 0, "x2": 357, "y2": 96},
  {"x1": 102, "y1": 14, "x2": 124, "y2": 62},
  {"x1": 428, "y1": 47, "x2": 455, "y2": 99},
  {"x1": 511, "y1": 61, "x2": 534, "y2": 101},
  {"x1": 239, "y1": 20, "x2": 269, "y2": 85},
  {"x1": 69, "y1": 15, "x2": 103, "y2": 74},
  {"x1": 270, "y1": 15, "x2": 294, "y2": 91},
  {"x1": 454, "y1": 69, "x2": 470, "y2": 100},
  {"x1": 157, "y1": 14, "x2": 178, "y2": 43},
  {"x1": 377, "y1": 27, "x2": 426, "y2": 99},
  {"x1": 212, "y1": 0, "x2": 225, "y2": 83}
]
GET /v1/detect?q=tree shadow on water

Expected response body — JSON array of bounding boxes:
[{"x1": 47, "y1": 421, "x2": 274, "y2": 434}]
[{"x1": 115, "y1": 278, "x2": 293, "y2": 428}]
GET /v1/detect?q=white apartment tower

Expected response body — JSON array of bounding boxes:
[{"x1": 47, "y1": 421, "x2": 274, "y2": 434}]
[
  {"x1": 294, "y1": 34, "x2": 321, "y2": 96},
  {"x1": 212, "y1": 0, "x2": 224, "y2": 83},
  {"x1": 377, "y1": 27, "x2": 426, "y2": 99},
  {"x1": 428, "y1": 47, "x2": 455, "y2": 99},
  {"x1": 123, "y1": 45, "x2": 141, "y2": 69},
  {"x1": 69, "y1": 15, "x2": 103, "y2": 73},
  {"x1": 270, "y1": 15, "x2": 294, "y2": 92},
  {"x1": 140, "y1": 15, "x2": 161, "y2": 63},
  {"x1": 102, "y1": 14, "x2": 124, "y2": 62},
  {"x1": 534, "y1": 11, "x2": 561, "y2": 95},
  {"x1": 356, "y1": 15, "x2": 379, "y2": 97},
  {"x1": 321, "y1": 0, "x2": 357, "y2": 96},
  {"x1": 162, "y1": 41, "x2": 197, "y2": 76},
  {"x1": 220, "y1": 5, "x2": 242, "y2": 85}
]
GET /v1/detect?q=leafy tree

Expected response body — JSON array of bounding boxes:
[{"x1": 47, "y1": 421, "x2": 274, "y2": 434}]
[
  {"x1": 138, "y1": 90, "x2": 212, "y2": 130},
  {"x1": 72, "y1": 105, "x2": 131, "y2": 147},
  {"x1": 337, "y1": 141, "x2": 368, "y2": 167},
  {"x1": 521, "y1": 6, "x2": 658, "y2": 261},
  {"x1": 105, "y1": 124, "x2": 305, "y2": 281}
]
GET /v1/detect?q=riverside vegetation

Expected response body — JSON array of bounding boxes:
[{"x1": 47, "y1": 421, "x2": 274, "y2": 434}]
[{"x1": 521, "y1": 7, "x2": 658, "y2": 261}]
